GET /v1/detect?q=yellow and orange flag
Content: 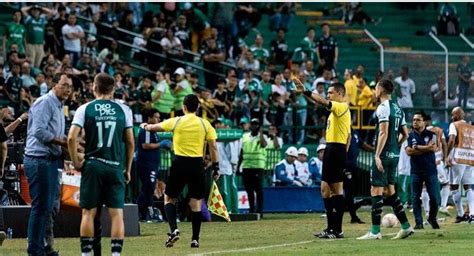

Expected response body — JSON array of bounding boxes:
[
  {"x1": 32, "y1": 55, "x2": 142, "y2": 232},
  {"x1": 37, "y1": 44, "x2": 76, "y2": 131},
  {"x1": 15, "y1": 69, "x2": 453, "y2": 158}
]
[{"x1": 207, "y1": 181, "x2": 231, "y2": 222}]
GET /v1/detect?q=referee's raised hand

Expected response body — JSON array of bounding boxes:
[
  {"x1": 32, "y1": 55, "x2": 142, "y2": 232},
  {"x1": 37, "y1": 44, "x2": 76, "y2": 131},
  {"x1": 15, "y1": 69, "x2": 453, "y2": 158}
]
[{"x1": 292, "y1": 75, "x2": 306, "y2": 93}]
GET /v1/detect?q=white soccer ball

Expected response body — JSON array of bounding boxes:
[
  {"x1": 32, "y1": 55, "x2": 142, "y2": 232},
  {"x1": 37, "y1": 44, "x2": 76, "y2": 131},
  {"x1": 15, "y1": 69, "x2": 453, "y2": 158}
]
[{"x1": 381, "y1": 213, "x2": 399, "y2": 228}]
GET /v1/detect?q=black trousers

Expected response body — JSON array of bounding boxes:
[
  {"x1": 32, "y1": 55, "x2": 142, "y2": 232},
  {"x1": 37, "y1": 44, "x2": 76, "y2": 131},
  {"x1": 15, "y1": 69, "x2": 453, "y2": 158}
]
[{"x1": 242, "y1": 168, "x2": 264, "y2": 214}]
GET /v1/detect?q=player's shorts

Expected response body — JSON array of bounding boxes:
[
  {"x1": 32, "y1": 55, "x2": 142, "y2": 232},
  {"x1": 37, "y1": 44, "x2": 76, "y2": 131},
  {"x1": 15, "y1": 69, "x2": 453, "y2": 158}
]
[
  {"x1": 371, "y1": 157, "x2": 398, "y2": 187},
  {"x1": 449, "y1": 164, "x2": 474, "y2": 185},
  {"x1": 165, "y1": 156, "x2": 205, "y2": 199},
  {"x1": 437, "y1": 162, "x2": 449, "y2": 184},
  {"x1": 80, "y1": 159, "x2": 126, "y2": 209},
  {"x1": 322, "y1": 143, "x2": 346, "y2": 183}
]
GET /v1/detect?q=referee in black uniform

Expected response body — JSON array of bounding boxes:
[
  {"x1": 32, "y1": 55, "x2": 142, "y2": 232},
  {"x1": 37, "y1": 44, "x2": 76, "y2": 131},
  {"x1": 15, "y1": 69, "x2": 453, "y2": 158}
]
[{"x1": 141, "y1": 94, "x2": 220, "y2": 248}]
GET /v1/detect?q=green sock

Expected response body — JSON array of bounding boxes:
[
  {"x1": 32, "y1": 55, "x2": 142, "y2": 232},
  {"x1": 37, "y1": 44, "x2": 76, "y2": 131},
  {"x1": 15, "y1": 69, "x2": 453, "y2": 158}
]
[
  {"x1": 371, "y1": 195, "x2": 383, "y2": 234},
  {"x1": 401, "y1": 222, "x2": 410, "y2": 230}
]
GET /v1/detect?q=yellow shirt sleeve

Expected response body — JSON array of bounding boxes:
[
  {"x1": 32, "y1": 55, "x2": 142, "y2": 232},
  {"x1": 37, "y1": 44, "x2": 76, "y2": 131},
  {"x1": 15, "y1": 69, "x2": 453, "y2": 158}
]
[
  {"x1": 330, "y1": 101, "x2": 349, "y2": 117},
  {"x1": 159, "y1": 117, "x2": 177, "y2": 132},
  {"x1": 205, "y1": 120, "x2": 218, "y2": 140}
]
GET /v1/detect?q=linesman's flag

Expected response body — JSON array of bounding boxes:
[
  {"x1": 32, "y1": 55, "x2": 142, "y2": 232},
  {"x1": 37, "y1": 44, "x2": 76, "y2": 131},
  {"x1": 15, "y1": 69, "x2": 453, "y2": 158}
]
[{"x1": 207, "y1": 181, "x2": 231, "y2": 222}]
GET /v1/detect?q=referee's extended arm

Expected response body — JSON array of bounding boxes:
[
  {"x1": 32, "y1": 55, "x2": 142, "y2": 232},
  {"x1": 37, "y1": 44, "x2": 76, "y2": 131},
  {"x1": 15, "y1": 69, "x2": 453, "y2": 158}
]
[
  {"x1": 141, "y1": 122, "x2": 165, "y2": 132},
  {"x1": 293, "y1": 77, "x2": 330, "y2": 107}
]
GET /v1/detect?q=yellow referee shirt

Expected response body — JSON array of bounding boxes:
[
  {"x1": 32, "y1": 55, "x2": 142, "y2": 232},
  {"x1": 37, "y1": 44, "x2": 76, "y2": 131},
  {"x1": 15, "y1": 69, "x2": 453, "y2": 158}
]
[
  {"x1": 160, "y1": 113, "x2": 217, "y2": 157},
  {"x1": 326, "y1": 101, "x2": 351, "y2": 144}
]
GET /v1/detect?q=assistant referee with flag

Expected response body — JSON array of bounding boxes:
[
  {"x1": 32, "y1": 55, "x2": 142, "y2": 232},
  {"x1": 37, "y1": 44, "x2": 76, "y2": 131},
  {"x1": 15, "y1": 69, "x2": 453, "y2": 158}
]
[
  {"x1": 141, "y1": 94, "x2": 220, "y2": 249},
  {"x1": 294, "y1": 77, "x2": 351, "y2": 239}
]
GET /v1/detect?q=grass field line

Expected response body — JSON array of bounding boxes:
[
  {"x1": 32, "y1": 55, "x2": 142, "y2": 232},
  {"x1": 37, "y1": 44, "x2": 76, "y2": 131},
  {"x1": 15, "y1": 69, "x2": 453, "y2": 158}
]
[{"x1": 187, "y1": 239, "x2": 325, "y2": 256}]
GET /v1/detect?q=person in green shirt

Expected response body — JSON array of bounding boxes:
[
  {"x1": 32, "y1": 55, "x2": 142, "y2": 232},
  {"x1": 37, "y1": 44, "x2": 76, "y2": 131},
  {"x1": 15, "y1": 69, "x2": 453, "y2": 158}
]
[
  {"x1": 21, "y1": 5, "x2": 54, "y2": 68},
  {"x1": 3, "y1": 10, "x2": 26, "y2": 58},
  {"x1": 300, "y1": 27, "x2": 317, "y2": 62},
  {"x1": 260, "y1": 71, "x2": 273, "y2": 102},
  {"x1": 250, "y1": 34, "x2": 270, "y2": 69}
]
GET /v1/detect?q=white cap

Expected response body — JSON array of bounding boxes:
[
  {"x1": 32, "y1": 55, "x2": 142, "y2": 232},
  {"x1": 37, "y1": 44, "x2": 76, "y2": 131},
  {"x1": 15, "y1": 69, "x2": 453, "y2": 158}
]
[
  {"x1": 285, "y1": 146, "x2": 298, "y2": 157},
  {"x1": 174, "y1": 67, "x2": 185, "y2": 76},
  {"x1": 298, "y1": 147, "x2": 308, "y2": 156},
  {"x1": 184, "y1": 2, "x2": 192, "y2": 10},
  {"x1": 317, "y1": 144, "x2": 326, "y2": 152}
]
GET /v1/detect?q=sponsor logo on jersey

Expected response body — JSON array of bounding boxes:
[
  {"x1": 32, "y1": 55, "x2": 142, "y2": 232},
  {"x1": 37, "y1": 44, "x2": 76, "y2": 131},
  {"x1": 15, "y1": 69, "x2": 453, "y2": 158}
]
[{"x1": 95, "y1": 103, "x2": 116, "y2": 116}]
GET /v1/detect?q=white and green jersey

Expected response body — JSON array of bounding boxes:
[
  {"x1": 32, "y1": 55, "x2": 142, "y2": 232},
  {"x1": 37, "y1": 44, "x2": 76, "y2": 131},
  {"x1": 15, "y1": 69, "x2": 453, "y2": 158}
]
[
  {"x1": 375, "y1": 99, "x2": 406, "y2": 159},
  {"x1": 24, "y1": 15, "x2": 47, "y2": 44},
  {"x1": 72, "y1": 99, "x2": 133, "y2": 169}
]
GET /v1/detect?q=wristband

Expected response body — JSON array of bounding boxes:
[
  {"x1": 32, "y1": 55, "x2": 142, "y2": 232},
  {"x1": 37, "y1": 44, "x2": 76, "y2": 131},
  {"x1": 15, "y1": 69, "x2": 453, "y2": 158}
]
[
  {"x1": 212, "y1": 162, "x2": 219, "y2": 175},
  {"x1": 304, "y1": 91, "x2": 312, "y2": 97},
  {"x1": 18, "y1": 117, "x2": 23, "y2": 123}
]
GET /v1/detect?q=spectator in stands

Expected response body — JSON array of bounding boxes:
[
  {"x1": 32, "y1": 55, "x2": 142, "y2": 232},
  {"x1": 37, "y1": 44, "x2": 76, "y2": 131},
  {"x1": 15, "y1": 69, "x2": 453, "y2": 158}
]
[
  {"x1": 437, "y1": 3, "x2": 460, "y2": 35},
  {"x1": 97, "y1": 40, "x2": 119, "y2": 65},
  {"x1": 430, "y1": 75, "x2": 447, "y2": 122},
  {"x1": 260, "y1": 71, "x2": 273, "y2": 102},
  {"x1": 295, "y1": 72, "x2": 309, "y2": 145},
  {"x1": 395, "y1": 66, "x2": 416, "y2": 108},
  {"x1": 183, "y1": 2, "x2": 211, "y2": 52},
  {"x1": 234, "y1": 3, "x2": 261, "y2": 38},
  {"x1": 345, "y1": 2, "x2": 380, "y2": 25},
  {"x1": 270, "y1": 29, "x2": 289, "y2": 66},
  {"x1": 76, "y1": 53, "x2": 95, "y2": 76},
  {"x1": 281, "y1": 68, "x2": 295, "y2": 91},
  {"x1": 274, "y1": 146, "x2": 303, "y2": 187},
  {"x1": 312, "y1": 67, "x2": 333, "y2": 92},
  {"x1": 3, "y1": 10, "x2": 26, "y2": 59},
  {"x1": 61, "y1": 11, "x2": 85, "y2": 67},
  {"x1": 138, "y1": 76, "x2": 153, "y2": 110},
  {"x1": 238, "y1": 48, "x2": 260, "y2": 74},
  {"x1": 152, "y1": 70, "x2": 174, "y2": 120},
  {"x1": 131, "y1": 28, "x2": 148, "y2": 63},
  {"x1": 36, "y1": 73, "x2": 49, "y2": 97},
  {"x1": 173, "y1": 67, "x2": 193, "y2": 116},
  {"x1": 161, "y1": 27, "x2": 184, "y2": 71},
  {"x1": 300, "y1": 27, "x2": 317, "y2": 63},
  {"x1": 213, "y1": 78, "x2": 230, "y2": 118},
  {"x1": 82, "y1": 36, "x2": 99, "y2": 65},
  {"x1": 210, "y1": 3, "x2": 235, "y2": 53},
  {"x1": 174, "y1": 15, "x2": 191, "y2": 51},
  {"x1": 456, "y1": 55, "x2": 472, "y2": 108},
  {"x1": 267, "y1": 92, "x2": 286, "y2": 129},
  {"x1": 267, "y1": 3, "x2": 295, "y2": 32},
  {"x1": 296, "y1": 147, "x2": 314, "y2": 186},
  {"x1": 303, "y1": 60, "x2": 317, "y2": 85},
  {"x1": 355, "y1": 78, "x2": 374, "y2": 108},
  {"x1": 21, "y1": 62, "x2": 36, "y2": 89},
  {"x1": 250, "y1": 34, "x2": 270, "y2": 68},
  {"x1": 272, "y1": 74, "x2": 288, "y2": 98},
  {"x1": 5, "y1": 63, "x2": 22, "y2": 113},
  {"x1": 317, "y1": 23, "x2": 338, "y2": 70},
  {"x1": 22, "y1": 5, "x2": 53, "y2": 68},
  {"x1": 201, "y1": 38, "x2": 225, "y2": 91}
]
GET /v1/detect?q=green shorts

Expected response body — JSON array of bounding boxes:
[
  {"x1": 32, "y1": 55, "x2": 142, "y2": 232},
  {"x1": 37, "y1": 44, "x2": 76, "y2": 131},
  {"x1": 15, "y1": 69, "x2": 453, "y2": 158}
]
[
  {"x1": 80, "y1": 159, "x2": 125, "y2": 209},
  {"x1": 371, "y1": 157, "x2": 399, "y2": 187}
]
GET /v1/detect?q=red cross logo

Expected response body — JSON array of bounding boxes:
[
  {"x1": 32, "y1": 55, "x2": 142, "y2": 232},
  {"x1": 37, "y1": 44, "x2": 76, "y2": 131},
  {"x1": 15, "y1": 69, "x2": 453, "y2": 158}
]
[{"x1": 240, "y1": 194, "x2": 248, "y2": 205}]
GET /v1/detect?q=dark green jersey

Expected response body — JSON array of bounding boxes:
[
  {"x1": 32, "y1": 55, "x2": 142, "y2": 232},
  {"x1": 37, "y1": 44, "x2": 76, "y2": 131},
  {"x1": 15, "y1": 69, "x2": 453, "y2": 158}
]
[
  {"x1": 375, "y1": 99, "x2": 406, "y2": 158},
  {"x1": 72, "y1": 99, "x2": 133, "y2": 169}
]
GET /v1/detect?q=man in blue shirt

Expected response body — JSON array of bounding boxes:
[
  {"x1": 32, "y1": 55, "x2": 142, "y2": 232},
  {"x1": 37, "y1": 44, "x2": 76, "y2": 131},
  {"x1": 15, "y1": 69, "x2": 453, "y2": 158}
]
[
  {"x1": 405, "y1": 112, "x2": 440, "y2": 229},
  {"x1": 136, "y1": 108, "x2": 171, "y2": 222}
]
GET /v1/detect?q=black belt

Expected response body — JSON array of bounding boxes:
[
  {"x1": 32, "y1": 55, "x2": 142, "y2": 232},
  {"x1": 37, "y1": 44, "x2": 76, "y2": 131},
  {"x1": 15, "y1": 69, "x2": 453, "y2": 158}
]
[{"x1": 24, "y1": 154, "x2": 62, "y2": 161}]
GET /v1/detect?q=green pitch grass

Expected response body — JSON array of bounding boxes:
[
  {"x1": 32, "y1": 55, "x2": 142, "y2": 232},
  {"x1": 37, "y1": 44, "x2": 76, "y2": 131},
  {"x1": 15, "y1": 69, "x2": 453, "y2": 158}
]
[{"x1": 2, "y1": 208, "x2": 473, "y2": 255}]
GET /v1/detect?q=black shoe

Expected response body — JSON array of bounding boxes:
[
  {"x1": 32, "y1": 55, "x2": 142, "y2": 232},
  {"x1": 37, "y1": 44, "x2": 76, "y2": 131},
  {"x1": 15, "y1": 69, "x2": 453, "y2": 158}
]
[
  {"x1": 414, "y1": 224, "x2": 424, "y2": 230},
  {"x1": 190, "y1": 240, "x2": 200, "y2": 248},
  {"x1": 351, "y1": 217, "x2": 365, "y2": 224},
  {"x1": 319, "y1": 230, "x2": 344, "y2": 239},
  {"x1": 313, "y1": 229, "x2": 330, "y2": 238},
  {"x1": 165, "y1": 229, "x2": 180, "y2": 247},
  {"x1": 468, "y1": 215, "x2": 474, "y2": 224},
  {"x1": 455, "y1": 215, "x2": 467, "y2": 223},
  {"x1": 427, "y1": 219, "x2": 440, "y2": 229}
]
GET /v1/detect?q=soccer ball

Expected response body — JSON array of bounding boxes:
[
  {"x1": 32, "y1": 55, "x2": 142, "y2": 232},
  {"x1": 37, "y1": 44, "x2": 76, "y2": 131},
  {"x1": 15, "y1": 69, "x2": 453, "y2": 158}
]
[{"x1": 381, "y1": 213, "x2": 399, "y2": 228}]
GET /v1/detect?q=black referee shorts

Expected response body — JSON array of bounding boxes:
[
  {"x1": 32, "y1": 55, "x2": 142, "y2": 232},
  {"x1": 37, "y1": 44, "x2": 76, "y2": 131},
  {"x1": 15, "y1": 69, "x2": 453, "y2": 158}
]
[
  {"x1": 165, "y1": 156, "x2": 205, "y2": 199},
  {"x1": 321, "y1": 143, "x2": 347, "y2": 184}
]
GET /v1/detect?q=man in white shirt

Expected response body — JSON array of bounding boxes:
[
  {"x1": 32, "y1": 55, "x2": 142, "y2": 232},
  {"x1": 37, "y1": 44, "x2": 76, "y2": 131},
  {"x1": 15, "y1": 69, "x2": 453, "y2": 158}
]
[
  {"x1": 296, "y1": 147, "x2": 312, "y2": 186},
  {"x1": 394, "y1": 66, "x2": 416, "y2": 108},
  {"x1": 61, "y1": 12, "x2": 84, "y2": 67}
]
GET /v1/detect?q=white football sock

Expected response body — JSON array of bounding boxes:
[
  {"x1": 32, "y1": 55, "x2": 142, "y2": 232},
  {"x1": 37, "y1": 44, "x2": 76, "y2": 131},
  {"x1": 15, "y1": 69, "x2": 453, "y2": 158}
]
[
  {"x1": 440, "y1": 185, "x2": 450, "y2": 208},
  {"x1": 421, "y1": 188, "x2": 430, "y2": 216},
  {"x1": 452, "y1": 190, "x2": 464, "y2": 217}
]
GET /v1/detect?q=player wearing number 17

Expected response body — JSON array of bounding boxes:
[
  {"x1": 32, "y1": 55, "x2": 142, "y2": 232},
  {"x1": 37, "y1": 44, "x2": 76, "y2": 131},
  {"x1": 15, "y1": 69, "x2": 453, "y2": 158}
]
[
  {"x1": 293, "y1": 77, "x2": 351, "y2": 239},
  {"x1": 68, "y1": 73, "x2": 135, "y2": 256},
  {"x1": 357, "y1": 79, "x2": 414, "y2": 240}
]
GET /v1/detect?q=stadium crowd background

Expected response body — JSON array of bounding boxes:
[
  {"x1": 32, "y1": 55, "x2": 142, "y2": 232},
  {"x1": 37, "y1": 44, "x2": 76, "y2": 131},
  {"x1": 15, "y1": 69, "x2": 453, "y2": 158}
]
[{"x1": 0, "y1": 2, "x2": 473, "y2": 212}]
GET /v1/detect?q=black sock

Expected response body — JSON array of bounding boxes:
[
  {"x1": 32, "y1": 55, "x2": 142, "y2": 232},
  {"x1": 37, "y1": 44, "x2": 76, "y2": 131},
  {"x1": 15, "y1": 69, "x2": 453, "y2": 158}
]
[
  {"x1": 80, "y1": 237, "x2": 94, "y2": 254},
  {"x1": 191, "y1": 211, "x2": 202, "y2": 241},
  {"x1": 111, "y1": 239, "x2": 123, "y2": 254},
  {"x1": 371, "y1": 196, "x2": 383, "y2": 234},
  {"x1": 387, "y1": 193, "x2": 410, "y2": 228},
  {"x1": 332, "y1": 195, "x2": 345, "y2": 233},
  {"x1": 165, "y1": 203, "x2": 178, "y2": 232},
  {"x1": 323, "y1": 197, "x2": 334, "y2": 231}
]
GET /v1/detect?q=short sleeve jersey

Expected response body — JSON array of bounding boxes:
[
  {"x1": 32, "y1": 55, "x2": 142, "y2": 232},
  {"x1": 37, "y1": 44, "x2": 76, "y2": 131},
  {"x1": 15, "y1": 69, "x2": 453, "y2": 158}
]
[
  {"x1": 325, "y1": 101, "x2": 351, "y2": 144},
  {"x1": 375, "y1": 99, "x2": 406, "y2": 158},
  {"x1": 159, "y1": 113, "x2": 217, "y2": 157},
  {"x1": 72, "y1": 100, "x2": 133, "y2": 169}
]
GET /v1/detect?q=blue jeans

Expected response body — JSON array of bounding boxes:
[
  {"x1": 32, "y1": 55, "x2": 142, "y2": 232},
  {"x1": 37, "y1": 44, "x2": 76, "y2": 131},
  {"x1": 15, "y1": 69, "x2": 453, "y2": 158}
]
[
  {"x1": 411, "y1": 172, "x2": 440, "y2": 225},
  {"x1": 457, "y1": 83, "x2": 470, "y2": 108},
  {"x1": 24, "y1": 156, "x2": 60, "y2": 256},
  {"x1": 296, "y1": 109, "x2": 307, "y2": 144}
]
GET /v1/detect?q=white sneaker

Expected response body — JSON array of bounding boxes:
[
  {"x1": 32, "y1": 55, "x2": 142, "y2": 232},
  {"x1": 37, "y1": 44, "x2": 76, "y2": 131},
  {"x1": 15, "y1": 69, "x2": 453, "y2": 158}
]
[
  {"x1": 438, "y1": 207, "x2": 451, "y2": 216},
  {"x1": 357, "y1": 232, "x2": 382, "y2": 240},
  {"x1": 391, "y1": 227, "x2": 414, "y2": 240}
]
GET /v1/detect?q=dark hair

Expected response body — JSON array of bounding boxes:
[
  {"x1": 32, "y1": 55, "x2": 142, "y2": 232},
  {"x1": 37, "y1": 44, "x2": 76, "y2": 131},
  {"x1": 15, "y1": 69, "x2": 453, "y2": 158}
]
[
  {"x1": 424, "y1": 113, "x2": 432, "y2": 121},
  {"x1": 142, "y1": 107, "x2": 159, "y2": 120},
  {"x1": 13, "y1": 9, "x2": 21, "y2": 15},
  {"x1": 52, "y1": 72, "x2": 71, "y2": 84},
  {"x1": 94, "y1": 73, "x2": 115, "y2": 95},
  {"x1": 183, "y1": 94, "x2": 200, "y2": 112},
  {"x1": 377, "y1": 79, "x2": 394, "y2": 94},
  {"x1": 306, "y1": 27, "x2": 315, "y2": 33},
  {"x1": 217, "y1": 78, "x2": 226, "y2": 85},
  {"x1": 414, "y1": 111, "x2": 426, "y2": 121},
  {"x1": 330, "y1": 82, "x2": 345, "y2": 95},
  {"x1": 320, "y1": 22, "x2": 329, "y2": 28},
  {"x1": 402, "y1": 66, "x2": 409, "y2": 73}
]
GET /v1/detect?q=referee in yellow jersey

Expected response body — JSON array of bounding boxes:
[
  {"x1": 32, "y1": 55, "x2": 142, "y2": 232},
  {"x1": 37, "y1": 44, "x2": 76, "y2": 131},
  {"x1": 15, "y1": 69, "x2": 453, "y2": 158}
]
[
  {"x1": 294, "y1": 79, "x2": 351, "y2": 239},
  {"x1": 141, "y1": 94, "x2": 220, "y2": 248}
]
